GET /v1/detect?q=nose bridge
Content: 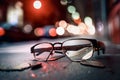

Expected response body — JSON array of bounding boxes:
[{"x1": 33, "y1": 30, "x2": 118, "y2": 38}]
[{"x1": 53, "y1": 42, "x2": 62, "y2": 50}]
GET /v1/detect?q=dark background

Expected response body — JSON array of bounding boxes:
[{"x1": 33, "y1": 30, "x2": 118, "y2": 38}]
[{"x1": 0, "y1": 0, "x2": 120, "y2": 43}]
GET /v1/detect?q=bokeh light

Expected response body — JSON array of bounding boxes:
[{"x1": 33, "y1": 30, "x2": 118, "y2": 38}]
[
  {"x1": 59, "y1": 20, "x2": 67, "y2": 28},
  {"x1": 34, "y1": 27, "x2": 44, "y2": 37},
  {"x1": 72, "y1": 27, "x2": 81, "y2": 35},
  {"x1": 66, "y1": 24, "x2": 74, "y2": 34},
  {"x1": 33, "y1": 0, "x2": 42, "y2": 9},
  {"x1": 84, "y1": 16, "x2": 95, "y2": 35},
  {"x1": 71, "y1": 12, "x2": 80, "y2": 20},
  {"x1": 73, "y1": 18, "x2": 81, "y2": 24},
  {"x1": 97, "y1": 21, "x2": 104, "y2": 32},
  {"x1": 84, "y1": 16, "x2": 93, "y2": 26},
  {"x1": 67, "y1": 5, "x2": 76, "y2": 14},
  {"x1": 60, "y1": 0, "x2": 68, "y2": 5},
  {"x1": 67, "y1": 24, "x2": 80, "y2": 35},
  {"x1": 23, "y1": 24, "x2": 33, "y2": 33},
  {"x1": 78, "y1": 22, "x2": 88, "y2": 34},
  {"x1": 87, "y1": 25, "x2": 96, "y2": 35},
  {"x1": 0, "y1": 27, "x2": 5, "y2": 37},
  {"x1": 56, "y1": 27, "x2": 65, "y2": 35},
  {"x1": 7, "y1": 1, "x2": 23, "y2": 26},
  {"x1": 49, "y1": 28, "x2": 57, "y2": 37}
]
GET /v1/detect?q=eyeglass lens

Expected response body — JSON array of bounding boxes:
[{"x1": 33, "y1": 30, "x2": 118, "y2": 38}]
[
  {"x1": 63, "y1": 39, "x2": 93, "y2": 61},
  {"x1": 33, "y1": 43, "x2": 53, "y2": 61}
]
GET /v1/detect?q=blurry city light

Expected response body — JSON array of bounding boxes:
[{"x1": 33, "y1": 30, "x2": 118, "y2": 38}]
[
  {"x1": 60, "y1": 0, "x2": 68, "y2": 5},
  {"x1": 73, "y1": 18, "x2": 81, "y2": 24},
  {"x1": 7, "y1": 1, "x2": 23, "y2": 26},
  {"x1": 59, "y1": 20, "x2": 67, "y2": 28},
  {"x1": 84, "y1": 16, "x2": 93, "y2": 26},
  {"x1": 0, "y1": 27, "x2": 5, "y2": 37},
  {"x1": 87, "y1": 25, "x2": 96, "y2": 35},
  {"x1": 72, "y1": 27, "x2": 81, "y2": 35},
  {"x1": 23, "y1": 24, "x2": 33, "y2": 34},
  {"x1": 34, "y1": 27, "x2": 44, "y2": 37},
  {"x1": 33, "y1": 0, "x2": 42, "y2": 9},
  {"x1": 97, "y1": 21, "x2": 104, "y2": 32},
  {"x1": 71, "y1": 12, "x2": 80, "y2": 20},
  {"x1": 66, "y1": 22, "x2": 96, "y2": 35},
  {"x1": 55, "y1": 21, "x2": 59, "y2": 28},
  {"x1": 7, "y1": 7, "x2": 18, "y2": 25},
  {"x1": 49, "y1": 28, "x2": 57, "y2": 37},
  {"x1": 67, "y1": 5, "x2": 76, "y2": 14},
  {"x1": 78, "y1": 22, "x2": 88, "y2": 34},
  {"x1": 66, "y1": 24, "x2": 74, "y2": 33},
  {"x1": 67, "y1": 24, "x2": 80, "y2": 35},
  {"x1": 84, "y1": 16, "x2": 95, "y2": 35},
  {"x1": 56, "y1": 27, "x2": 65, "y2": 35}
]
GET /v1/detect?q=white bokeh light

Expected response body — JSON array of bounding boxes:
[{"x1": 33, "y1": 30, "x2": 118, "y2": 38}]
[
  {"x1": 23, "y1": 24, "x2": 33, "y2": 33},
  {"x1": 33, "y1": 0, "x2": 42, "y2": 9},
  {"x1": 67, "y1": 5, "x2": 76, "y2": 14},
  {"x1": 72, "y1": 12, "x2": 80, "y2": 20},
  {"x1": 84, "y1": 16, "x2": 93, "y2": 26},
  {"x1": 56, "y1": 27, "x2": 65, "y2": 35},
  {"x1": 87, "y1": 25, "x2": 96, "y2": 35}
]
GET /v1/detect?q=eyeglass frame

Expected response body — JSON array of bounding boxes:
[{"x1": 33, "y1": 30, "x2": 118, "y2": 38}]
[{"x1": 31, "y1": 38, "x2": 105, "y2": 62}]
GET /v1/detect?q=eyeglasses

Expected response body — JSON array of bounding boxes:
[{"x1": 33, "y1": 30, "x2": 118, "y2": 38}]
[{"x1": 30, "y1": 38, "x2": 105, "y2": 62}]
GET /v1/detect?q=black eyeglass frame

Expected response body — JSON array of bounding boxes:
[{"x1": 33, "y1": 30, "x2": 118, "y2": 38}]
[{"x1": 31, "y1": 38, "x2": 105, "y2": 61}]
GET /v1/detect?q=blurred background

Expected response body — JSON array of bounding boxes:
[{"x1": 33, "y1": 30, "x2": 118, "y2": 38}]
[{"x1": 0, "y1": 0, "x2": 119, "y2": 44}]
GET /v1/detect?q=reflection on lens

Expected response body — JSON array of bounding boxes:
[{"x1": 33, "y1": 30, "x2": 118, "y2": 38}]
[
  {"x1": 63, "y1": 39, "x2": 93, "y2": 61},
  {"x1": 34, "y1": 43, "x2": 53, "y2": 61}
]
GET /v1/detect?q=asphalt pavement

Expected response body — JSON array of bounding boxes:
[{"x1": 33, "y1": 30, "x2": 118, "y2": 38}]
[{"x1": 0, "y1": 37, "x2": 120, "y2": 80}]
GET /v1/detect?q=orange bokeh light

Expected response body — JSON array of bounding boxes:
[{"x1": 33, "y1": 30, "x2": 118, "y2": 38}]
[
  {"x1": 73, "y1": 18, "x2": 81, "y2": 25},
  {"x1": 49, "y1": 28, "x2": 57, "y2": 37},
  {"x1": 0, "y1": 27, "x2": 5, "y2": 36}
]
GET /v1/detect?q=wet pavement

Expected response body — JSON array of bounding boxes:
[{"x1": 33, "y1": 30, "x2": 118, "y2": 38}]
[{"x1": 0, "y1": 37, "x2": 120, "y2": 80}]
